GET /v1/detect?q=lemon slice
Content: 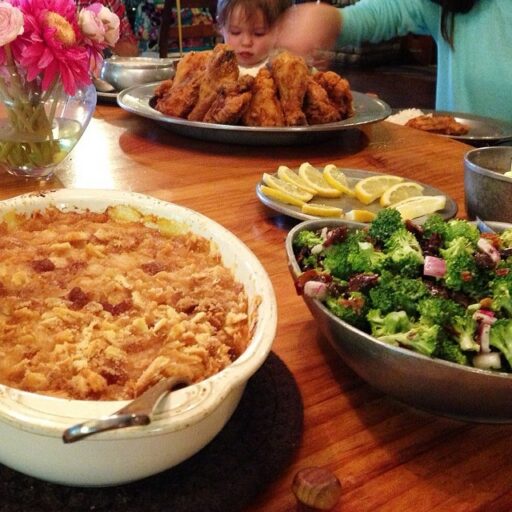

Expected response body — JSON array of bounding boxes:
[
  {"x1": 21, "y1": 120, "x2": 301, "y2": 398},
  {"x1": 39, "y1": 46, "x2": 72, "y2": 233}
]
[
  {"x1": 379, "y1": 181, "x2": 424, "y2": 207},
  {"x1": 260, "y1": 185, "x2": 306, "y2": 207},
  {"x1": 391, "y1": 195, "x2": 447, "y2": 220},
  {"x1": 322, "y1": 164, "x2": 356, "y2": 196},
  {"x1": 277, "y1": 165, "x2": 317, "y2": 195},
  {"x1": 302, "y1": 203, "x2": 344, "y2": 217},
  {"x1": 345, "y1": 209, "x2": 377, "y2": 222},
  {"x1": 354, "y1": 175, "x2": 404, "y2": 205},
  {"x1": 298, "y1": 162, "x2": 342, "y2": 198},
  {"x1": 262, "y1": 173, "x2": 313, "y2": 202}
]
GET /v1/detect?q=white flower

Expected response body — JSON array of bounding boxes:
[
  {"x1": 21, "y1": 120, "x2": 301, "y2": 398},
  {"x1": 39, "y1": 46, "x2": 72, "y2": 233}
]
[
  {"x1": 0, "y1": 2, "x2": 24, "y2": 47},
  {"x1": 78, "y1": 3, "x2": 119, "y2": 47},
  {"x1": 97, "y1": 6, "x2": 120, "y2": 47},
  {"x1": 78, "y1": 8, "x2": 105, "y2": 44}
]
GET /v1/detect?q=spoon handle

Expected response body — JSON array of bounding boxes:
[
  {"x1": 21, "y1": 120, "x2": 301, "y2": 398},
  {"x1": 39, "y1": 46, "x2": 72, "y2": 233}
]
[{"x1": 62, "y1": 376, "x2": 187, "y2": 444}]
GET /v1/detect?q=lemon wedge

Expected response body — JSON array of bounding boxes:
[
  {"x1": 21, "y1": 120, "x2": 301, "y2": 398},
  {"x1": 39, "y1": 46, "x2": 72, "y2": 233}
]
[
  {"x1": 262, "y1": 173, "x2": 314, "y2": 202},
  {"x1": 379, "y1": 181, "x2": 424, "y2": 207},
  {"x1": 277, "y1": 165, "x2": 317, "y2": 195},
  {"x1": 391, "y1": 195, "x2": 447, "y2": 220},
  {"x1": 298, "y1": 162, "x2": 342, "y2": 198},
  {"x1": 345, "y1": 209, "x2": 377, "y2": 222},
  {"x1": 260, "y1": 185, "x2": 306, "y2": 207},
  {"x1": 322, "y1": 164, "x2": 356, "y2": 196},
  {"x1": 302, "y1": 203, "x2": 344, "y2": 217},
  {"x1": 354, "y1": 175, "x2": 404, "y2": 205}
]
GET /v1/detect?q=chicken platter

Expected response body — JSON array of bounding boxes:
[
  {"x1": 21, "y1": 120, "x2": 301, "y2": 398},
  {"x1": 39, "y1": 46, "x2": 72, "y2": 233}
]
[{"x1": 153, "y1": 44, "x2": 354, "y2": 127}]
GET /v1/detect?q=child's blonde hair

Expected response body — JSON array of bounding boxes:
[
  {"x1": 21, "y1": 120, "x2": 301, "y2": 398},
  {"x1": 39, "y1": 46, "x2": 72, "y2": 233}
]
[{"x1": 216, "y1": 0, "x2": 292, "y2": 29}]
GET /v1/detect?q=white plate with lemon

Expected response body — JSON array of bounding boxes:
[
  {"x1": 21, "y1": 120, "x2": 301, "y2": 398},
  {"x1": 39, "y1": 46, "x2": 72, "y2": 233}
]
[{"x1": 256, "y1": 163, "x2": 457, "y2": 223}]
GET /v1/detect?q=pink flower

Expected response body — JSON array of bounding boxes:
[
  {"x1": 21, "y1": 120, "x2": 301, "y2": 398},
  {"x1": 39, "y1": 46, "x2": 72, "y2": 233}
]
[
  {"x1": 96, "y1": 5, "x2": 119, "y2": 47},
  {"x1": 0, "y1": 2, "x2": 24, "y2": 46},
  {"x1": 78, "y1": 4, "x2": 106, "y2": 44},
  {"x1": 15, "y1": 0, "x2": 91, "y2": 95}
]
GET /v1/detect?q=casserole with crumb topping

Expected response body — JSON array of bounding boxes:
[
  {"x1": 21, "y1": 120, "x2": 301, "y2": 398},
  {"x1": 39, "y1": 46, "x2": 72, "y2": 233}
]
[{"x1": 0, "y1": 205, "x2": 250, "y2": 400}]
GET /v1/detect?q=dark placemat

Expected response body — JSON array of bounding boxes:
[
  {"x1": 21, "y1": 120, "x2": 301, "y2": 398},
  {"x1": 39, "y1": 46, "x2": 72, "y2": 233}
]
[{"x1": 0, "y1": 352, "x2": 303, "y2": 512}]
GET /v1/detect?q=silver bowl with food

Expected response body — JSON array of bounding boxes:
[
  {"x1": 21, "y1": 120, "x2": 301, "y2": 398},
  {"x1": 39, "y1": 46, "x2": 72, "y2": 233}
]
[
  {"x1": 464, "y1": 146, "x2": 512, "y2": 222},
  {"x1": 285, "y1": 213, "x2": 512, "y2": 423},
  {"x1": 100, "y1": 56, "x2": 175, "y2": 91},
  {"x1": 0, "y1": 189, "x2": 277, "y2": 486}
]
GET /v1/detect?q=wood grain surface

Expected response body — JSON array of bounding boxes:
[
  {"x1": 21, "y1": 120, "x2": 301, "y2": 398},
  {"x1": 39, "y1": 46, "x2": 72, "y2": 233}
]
[{"x1": 2, "y1": 105, "x2": 511, "y2": 511}]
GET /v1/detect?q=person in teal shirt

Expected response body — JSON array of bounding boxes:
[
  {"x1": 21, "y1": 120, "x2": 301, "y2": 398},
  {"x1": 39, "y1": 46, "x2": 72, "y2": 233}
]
[{"x1": 277, "y1": 0, "x2": 512, "y2": 123}]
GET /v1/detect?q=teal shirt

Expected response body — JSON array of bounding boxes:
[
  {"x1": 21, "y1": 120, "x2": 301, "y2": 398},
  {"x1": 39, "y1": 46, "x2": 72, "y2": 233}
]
[{"x1": 338, "y1": 0, "x2": 512, "y2": 122}]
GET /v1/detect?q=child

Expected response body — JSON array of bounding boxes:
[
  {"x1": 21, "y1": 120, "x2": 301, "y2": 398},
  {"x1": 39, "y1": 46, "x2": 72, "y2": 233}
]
[{"x1": 217, "y1": 0, "x2": 292, "y2": 75}]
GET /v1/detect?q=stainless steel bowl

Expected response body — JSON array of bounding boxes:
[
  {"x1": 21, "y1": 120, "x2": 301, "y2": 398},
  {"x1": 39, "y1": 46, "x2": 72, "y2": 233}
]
[
  {"x1": 100, "y1": 57, "x2": 175, "y2": 92},
  {"x1": 286, "y1": 218, "x2": 512, "y2": 423},
  {"x1": 464, "y1": 146, "x2": 512, "y2": 222}
]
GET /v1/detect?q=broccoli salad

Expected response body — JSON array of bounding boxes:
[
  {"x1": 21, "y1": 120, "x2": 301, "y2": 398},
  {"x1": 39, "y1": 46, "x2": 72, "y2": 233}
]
[{"x1": 293, "y1": 209, "x2": 512, "y2": 372}]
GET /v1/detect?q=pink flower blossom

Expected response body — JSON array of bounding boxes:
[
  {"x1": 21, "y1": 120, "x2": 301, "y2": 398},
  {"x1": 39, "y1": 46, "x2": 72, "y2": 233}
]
[
  {"x1": 0, "y1": 2, "x2": 24, "y2": 46},
  {"x1": 97, "y1": 5, "x2": 119, "y2": 47},
  {"x1": 78, "y1": 4, "x2": 106, "y2": 44},
  {"x1": 15, "y1": 0, "x2": 91, "y2": 95}
]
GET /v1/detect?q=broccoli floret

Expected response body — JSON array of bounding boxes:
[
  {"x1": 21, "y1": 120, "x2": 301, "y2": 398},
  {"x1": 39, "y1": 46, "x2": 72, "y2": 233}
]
[
  {"x1": 422, "y1": 214, "x2": 448, "y2": 240},
  {"x1": 322, "y1": 229, "x2": 385, "y2": 279},
  {"x1": 368, "y1": 271, "x2": 428, "y2": 316},
  {"x1": 325, "y1": 292, "x2": 368, "y2": 330},
  {"x1": 347, "y1": 240, "x2": 386, "y2": 274},
  {"x1": 451, "y1": 314, "x2": 479, "y2": 351},
  {"x1": 368, "y1": 208, "x2": 403, "y2": 244},
  {"x1": 294, "y1": 230, "x2": 324, "y2": 249},
  {"x1": 434, "y1": 337, "x2": 470, "y2": 366},
  {"x1": 489, "y1": 319, "x2": 512, "y2": 367},
  {"x1": 383, "y1": 228, "x2": 424, "y2": 277},
  {"x1": 439, "y1": 237, "x2": 490, "y2": 298},
  {"x1": 444, "y1": 219, "x2": 480, "y2": 244},
  {"x1": 500, "y1": 228, "x2": 512, "y2": 249},
  {"x1": 367, "y1": 309, "x2": 411, "y2": 337},
  {"x1": 490, "y1": 270, "x2": 512, "y2": 317},
  {"x1": 417, "y1": 296, "x2": 465, "y2": 327},
  {"x1": 377, "y1": 323, "x2": 440, "y2": 357}
]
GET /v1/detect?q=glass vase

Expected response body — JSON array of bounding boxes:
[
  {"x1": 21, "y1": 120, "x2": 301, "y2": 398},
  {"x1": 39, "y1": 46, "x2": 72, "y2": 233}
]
[{"x1": 0, "y1": 69, "x2": 97, "y2": 180}]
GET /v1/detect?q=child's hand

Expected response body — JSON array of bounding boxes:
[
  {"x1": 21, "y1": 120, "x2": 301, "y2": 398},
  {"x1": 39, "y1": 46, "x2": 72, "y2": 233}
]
[{"x1": 275, "y1": 3, "x2": 342, "y2": 60}]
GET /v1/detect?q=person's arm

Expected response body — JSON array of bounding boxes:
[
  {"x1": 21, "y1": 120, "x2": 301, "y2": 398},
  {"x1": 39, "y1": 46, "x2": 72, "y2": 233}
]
[{"x1": 275, "y1": 3, "x2": 342, "y2": 59}]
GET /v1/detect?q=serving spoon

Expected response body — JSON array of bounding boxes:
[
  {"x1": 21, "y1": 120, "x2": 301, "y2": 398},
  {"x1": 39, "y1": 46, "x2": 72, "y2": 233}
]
[
  {"x1": 92, "y1": 76, "x2": 116, "y2": 93},
  {"x1": 62, "y1": 376, "x2": 187, "y2": 443}
]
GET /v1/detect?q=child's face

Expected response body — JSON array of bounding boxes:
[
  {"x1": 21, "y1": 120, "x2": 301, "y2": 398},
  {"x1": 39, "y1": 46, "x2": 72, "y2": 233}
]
[{"x1": 221, "y1": 6, "x2": 276, "y2": 67}]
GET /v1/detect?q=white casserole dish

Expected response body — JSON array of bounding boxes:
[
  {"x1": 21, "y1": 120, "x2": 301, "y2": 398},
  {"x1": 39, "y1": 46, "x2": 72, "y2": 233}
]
[{"x1": 0, "y1": 189, "x2": 277, "y2": 486}]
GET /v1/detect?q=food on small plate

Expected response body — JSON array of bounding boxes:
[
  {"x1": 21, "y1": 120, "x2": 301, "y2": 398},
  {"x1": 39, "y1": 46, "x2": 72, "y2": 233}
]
[
  {"x1": 292, "y1": 209, "x2": 512, "y2": 372},
  {"x1": 259, "y1": 163, "x2": 447, "y2": 220},
  {"x1": 387, "y1": 108, "x2": 469, "y2": 135},
  {"x1": 406, "y1": 114, "x2": 469, "y2": 136},
  {"x1": 153, "y1": 44, "x2": 354, "y2": 127},
  {"x1": 0, "y1": 205, "x2": 252, "y2": 401}
]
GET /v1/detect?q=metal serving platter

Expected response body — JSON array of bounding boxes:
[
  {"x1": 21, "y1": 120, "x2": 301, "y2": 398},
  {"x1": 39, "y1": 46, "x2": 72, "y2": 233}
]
[
  {"x1": 256, "y1": 167, "x2": 457, "y2": 222},
  {"x1": 117, "y1": 83, "x2": 391, "y2": 146},
  {"x1": 392, "y1": 109, "x2": 512, "y2": 145},
  {"x1": 96, "y1": 90, "x2": 119, "y2": 105}
]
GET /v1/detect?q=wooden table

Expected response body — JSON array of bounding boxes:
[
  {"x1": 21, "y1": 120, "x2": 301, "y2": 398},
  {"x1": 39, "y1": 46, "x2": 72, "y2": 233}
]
[{"x1": 2, "y1": 105, "x2": 512, "y2": 511}]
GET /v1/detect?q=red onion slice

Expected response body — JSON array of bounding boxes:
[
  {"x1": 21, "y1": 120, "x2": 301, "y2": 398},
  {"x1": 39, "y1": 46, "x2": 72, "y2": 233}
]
[
  {"x1": 477, "y1": 238, "x2": 501, "y2": 264},
  {"x1": 423, "y1": 255, "x2": 446, "y2": 277},
  {"x1": 473, "y1": 352, "x2": 502, "y2": 370}
]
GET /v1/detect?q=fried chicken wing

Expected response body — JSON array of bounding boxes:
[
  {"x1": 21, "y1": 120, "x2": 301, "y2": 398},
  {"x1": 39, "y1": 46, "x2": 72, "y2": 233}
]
[
  {"x1": 303, "y1": 76, "x2": 341, "y2": 125},
  {"x1": 203, "y1": 75, "x2": 255, "y2": 125},
  {"x1": 154, "y1": 51, "x2": 209, "y2": 118},
  {"x1": 242, "y1": 68, "x2": 285, "y2": 127},
  {"x1": 406, "y1": 115, "x2": 469, "y2": 135},
  {"x1": 270, "y1": 51, "x2": 308, "y2": 126},
  {"x1": 187, "y1": 44, "x2": 240, "y2": 122},
  {"x1": 313, "y1": 71, "x2": 354, "y2": 119}
]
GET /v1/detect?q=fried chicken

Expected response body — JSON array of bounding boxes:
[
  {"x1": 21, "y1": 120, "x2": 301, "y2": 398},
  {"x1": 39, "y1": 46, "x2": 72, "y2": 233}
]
[
  {"x1": 270, "y1": 51, "x2": 308, "y2": 126},
  {"x1": 242, "y1": 68, "x2": 285, "y2": 127},
  {"x1": 313, "y1": 71, "x2": 354, "y2": 119},
  {"x1": 203, "y1": 75, "x2": 255, "y2": 125},
  {"x1": 406, "y1": 115, "x2": 469, "y2": 135},
  {"x1": 154, "y1": 51, "x2": 209, "y2": 118},
  {"x1": 187, "y1": 44, "x2": 240, "y2": 122},
  {"x1": 303, "y1": 76, "x2": 341, "y2": 125}
]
